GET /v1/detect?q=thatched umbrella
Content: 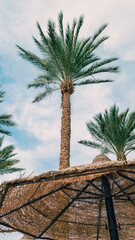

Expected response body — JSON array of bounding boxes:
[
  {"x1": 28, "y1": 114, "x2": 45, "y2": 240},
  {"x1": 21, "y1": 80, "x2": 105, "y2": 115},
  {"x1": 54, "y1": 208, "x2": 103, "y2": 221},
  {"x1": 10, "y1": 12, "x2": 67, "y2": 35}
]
[
  {"x1": 0, "y1": 155, "x2": 135, "y2": 239},
  {"x1": 20, "y1": 234, "x2": 34, "y2": 240}
]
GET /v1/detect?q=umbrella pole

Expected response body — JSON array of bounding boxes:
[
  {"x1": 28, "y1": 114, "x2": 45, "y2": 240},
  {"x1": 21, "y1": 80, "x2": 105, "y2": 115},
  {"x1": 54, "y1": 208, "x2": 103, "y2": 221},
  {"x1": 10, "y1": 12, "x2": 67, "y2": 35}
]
[{"x1": 102, "y1": 175, "x2": 119, "y2": 240}]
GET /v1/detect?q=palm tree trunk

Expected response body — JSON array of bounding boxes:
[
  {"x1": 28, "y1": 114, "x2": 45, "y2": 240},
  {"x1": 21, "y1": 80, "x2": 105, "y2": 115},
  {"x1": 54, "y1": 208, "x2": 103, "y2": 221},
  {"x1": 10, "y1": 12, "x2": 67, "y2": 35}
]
[
  {"x1": 59, "y1": 92, "x2": 71, "y2": 170},
  {"x1": 117, "y1": 152, "x2": 126, "y2": 161}
]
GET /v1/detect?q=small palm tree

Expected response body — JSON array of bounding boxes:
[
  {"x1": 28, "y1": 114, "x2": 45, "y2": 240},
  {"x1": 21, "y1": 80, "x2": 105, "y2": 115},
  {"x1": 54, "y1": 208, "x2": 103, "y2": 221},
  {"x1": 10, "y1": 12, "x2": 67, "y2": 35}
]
[
  {"x1": 0, "y1": 137, "x2": 23, "y2": 175},
  {"x1": 17, "y1": 12, "x2": 119, "y2": 169},
  {"x1": 79, "y1": 105, "x2": 135, "y2": 161},
  {"x1": 0, "y1": 89, "x2": 16, "y2": 136}
]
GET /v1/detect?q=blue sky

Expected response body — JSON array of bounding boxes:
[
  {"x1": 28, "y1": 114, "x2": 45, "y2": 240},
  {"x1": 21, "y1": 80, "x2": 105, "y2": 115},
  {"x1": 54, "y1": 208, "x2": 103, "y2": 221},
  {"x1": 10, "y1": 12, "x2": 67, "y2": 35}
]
[{"x1": 0, "y1": 0, "x2": 135, "y2": 239}]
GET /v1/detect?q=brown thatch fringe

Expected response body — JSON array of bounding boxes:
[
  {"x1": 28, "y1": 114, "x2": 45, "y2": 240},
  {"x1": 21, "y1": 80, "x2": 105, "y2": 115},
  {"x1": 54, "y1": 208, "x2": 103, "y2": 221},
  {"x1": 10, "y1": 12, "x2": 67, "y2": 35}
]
[{"x1": 0, "y1": 157, "x2": 134, "y2": 239}]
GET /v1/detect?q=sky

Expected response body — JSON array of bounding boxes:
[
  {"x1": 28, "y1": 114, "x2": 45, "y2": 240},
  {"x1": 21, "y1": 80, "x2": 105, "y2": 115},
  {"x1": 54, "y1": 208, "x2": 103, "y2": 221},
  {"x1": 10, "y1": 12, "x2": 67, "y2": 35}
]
[{"x1": 0, "y1": 0, "x2": 135, "y2": 239}]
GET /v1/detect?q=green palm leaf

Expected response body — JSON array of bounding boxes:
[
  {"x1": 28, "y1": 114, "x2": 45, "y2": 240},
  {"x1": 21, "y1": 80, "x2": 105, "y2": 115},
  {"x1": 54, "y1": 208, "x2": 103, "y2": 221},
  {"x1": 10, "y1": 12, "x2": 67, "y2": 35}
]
[
  {"x1": 0, "y1": 137, "x2": 24, "y2": 175},
  {"x1": 79, "y1": 105, "x2": 135, "y2": 161},
  {"x1": 0, "y1": 88, "x2": 16, "y2": 136},
  {"x1": 75, "y1": 79, "x2": 113, "y2": 86}
]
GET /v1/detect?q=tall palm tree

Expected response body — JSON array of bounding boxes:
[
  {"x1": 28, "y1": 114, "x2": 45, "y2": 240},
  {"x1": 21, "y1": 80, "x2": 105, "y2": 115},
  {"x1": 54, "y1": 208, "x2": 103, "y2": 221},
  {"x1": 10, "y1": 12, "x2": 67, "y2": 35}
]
[
  {"x1": 17, "y1": 12, "x2": 119, "y2": 169},
  {"x1": 0, "y1": 88, "x2": 16, "y2": 136},
  {"x1": 79, "y1": 105, "x2": 135, "y2": 161},
  {"x1": 0, "y1": 136, "x2": 23, "y2": 175}
]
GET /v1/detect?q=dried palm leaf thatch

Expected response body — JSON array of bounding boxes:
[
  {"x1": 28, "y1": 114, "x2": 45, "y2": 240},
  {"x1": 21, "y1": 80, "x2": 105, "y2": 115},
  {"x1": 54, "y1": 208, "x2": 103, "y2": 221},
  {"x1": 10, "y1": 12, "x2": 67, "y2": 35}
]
[
  {"x1": 20, "y1": 234, "x2": 35, "y2": 240},
  {"x1": 0, "y1": 155, "x2": 135, "y2": 239}
]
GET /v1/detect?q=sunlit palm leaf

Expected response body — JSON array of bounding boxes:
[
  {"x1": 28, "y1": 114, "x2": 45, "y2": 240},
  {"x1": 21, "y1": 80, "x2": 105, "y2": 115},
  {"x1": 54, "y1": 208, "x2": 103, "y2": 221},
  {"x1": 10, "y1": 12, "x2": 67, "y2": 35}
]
[
  {"x1": 79, "y1": 105, "x2": 135, "y2": 160},
  {"x1": 0, "y1": 137, "x2": 24, "y2": 175}
]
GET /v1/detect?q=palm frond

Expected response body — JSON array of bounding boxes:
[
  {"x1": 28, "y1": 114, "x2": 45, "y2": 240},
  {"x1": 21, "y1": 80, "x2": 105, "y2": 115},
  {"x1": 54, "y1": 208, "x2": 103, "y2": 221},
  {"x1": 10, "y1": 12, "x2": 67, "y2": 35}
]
[
  {"x1": 36, "y1": 22, "x2": 60, "y2": 65},
  {"x1": 32, "y1": 87, "x2": 59, "y2": 103},
  {"x1": 86, "y1": 121, "x2": 116, "y2": 152},
  {"x1": 36, "y1": 22, "x2": 49, "y2": 46},
  {"x1": 28, "y1": 79, "x2": 47, "y2": 89},
  {"x1": 33, "y1": 91, "x2": 51, "y2": 103},
  {"x1": 75, "y1": 79, "x2": 113, "y2": 86},
  {"x1": 74, "y1": 15, "x2": 84, "y2": 46},
  {"x1": 0, "y1": 114, "x2": 15, "y2": 136},
  {"x1": 78, "y1": 140, "x2": 103, "y2": 149},
  {"x1": 73, "y1": 38, "x2": 91, "y2": 63},
  {"x1": 0, "y1": 138, "x2": 24, "y2": 175},
  {"x1": 17, "y1": 45, "x2": 48, "y2": 71},
  {"x1": 27, "y1": 74, "x2": 59, "y2": 89},
  {"x1": 90, "y1": 23, "x2": 108, "y2": 45},
  {"x1": 58, "y1": 11, "x2": 64, "y2": 41},
  {"x1": 0, "y1": 114, "x2": 16, "y2": 127},
  {"x1": 0, "y1": 90, "x2": 5, "y2": 102},
  {"x1": 32, "y1": 37, "x2": 48, "y2": 56},
  {"x1": 92, "y1": 66, "x2": 119, "y2": 74},
  {"x1": 0, "y1": 128, "x2": 11, "y2": 136},
  {"x1": 78, "y1": 140, "x2": 111, "y2": 154},
  {"x1": 75, "y1": 59, "x2": 119, "y2": 79},
  {"x1": 0, "y1": 167, "x2": 24, "y2": 175},
  {"x1": 47, "y1": 19, "x2": 56, "y2": 44},
  {"x1": 90, "y1": 36, "x2": 109, "y2": 52}
]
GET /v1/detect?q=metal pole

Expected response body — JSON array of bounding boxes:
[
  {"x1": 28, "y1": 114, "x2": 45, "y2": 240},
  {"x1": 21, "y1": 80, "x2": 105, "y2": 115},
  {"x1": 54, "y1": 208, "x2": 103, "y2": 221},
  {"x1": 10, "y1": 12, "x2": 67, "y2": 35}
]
[{"x1": 102, "y1": 175, "x2": 119, "y2": 240}]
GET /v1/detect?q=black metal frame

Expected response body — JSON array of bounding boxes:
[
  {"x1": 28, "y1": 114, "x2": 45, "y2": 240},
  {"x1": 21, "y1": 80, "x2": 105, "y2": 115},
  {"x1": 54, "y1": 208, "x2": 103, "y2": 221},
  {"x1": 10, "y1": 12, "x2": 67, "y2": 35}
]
[{"x1": 102, "y1": 175, "x2": 119, "y2": 240}]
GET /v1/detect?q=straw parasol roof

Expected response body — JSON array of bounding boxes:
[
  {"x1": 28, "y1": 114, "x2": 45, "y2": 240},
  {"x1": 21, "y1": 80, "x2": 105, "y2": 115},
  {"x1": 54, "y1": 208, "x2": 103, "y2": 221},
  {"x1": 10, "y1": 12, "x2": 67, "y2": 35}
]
[
  {"x1": 0, "y1": 154, "x2": 135, "y2": 239},
  {"x1": 20, "y1": 234, "x2": 35, "y2": 240}
]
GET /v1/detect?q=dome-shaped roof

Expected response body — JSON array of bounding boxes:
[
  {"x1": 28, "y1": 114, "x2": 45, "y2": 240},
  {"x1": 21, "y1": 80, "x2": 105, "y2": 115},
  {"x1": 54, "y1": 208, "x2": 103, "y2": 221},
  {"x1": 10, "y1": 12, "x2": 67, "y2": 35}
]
[{"x1": 92, "y1": 154, "x2": 111, "y2": 164}]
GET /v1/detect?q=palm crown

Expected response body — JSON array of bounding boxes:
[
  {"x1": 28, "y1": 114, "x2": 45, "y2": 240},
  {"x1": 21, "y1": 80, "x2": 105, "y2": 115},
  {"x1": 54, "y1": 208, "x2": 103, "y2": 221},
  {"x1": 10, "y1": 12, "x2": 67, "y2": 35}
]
[
  {"x1": 17, "y1": 12, "x2": 118, "y2": 101},
  {"x1": 17, "y1": 12, "x2": 119, "y2": 169},
  {"x1": 79, "y1": 105, "x2": 135, "y2": 161}
]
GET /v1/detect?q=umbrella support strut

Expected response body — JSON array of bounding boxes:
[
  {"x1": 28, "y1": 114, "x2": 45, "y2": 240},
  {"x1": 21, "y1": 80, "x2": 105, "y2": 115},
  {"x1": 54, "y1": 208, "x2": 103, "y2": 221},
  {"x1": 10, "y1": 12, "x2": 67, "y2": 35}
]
[{"x1": 102, "y1": 175, "x2": 119, "y2": 240}]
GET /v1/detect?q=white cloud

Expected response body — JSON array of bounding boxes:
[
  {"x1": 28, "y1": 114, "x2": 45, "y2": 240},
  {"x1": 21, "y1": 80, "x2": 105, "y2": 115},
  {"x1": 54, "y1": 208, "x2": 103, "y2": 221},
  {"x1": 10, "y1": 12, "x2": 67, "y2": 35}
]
[
  {"x1": 70, "y1": 83, "x2": 114, "y2": 165},
  {"x1": 0, "y1": 0, "x2": 135, "y2": 61},
  {"x1": 0, "y1": 232, "x2": 23, "y2": 240}
]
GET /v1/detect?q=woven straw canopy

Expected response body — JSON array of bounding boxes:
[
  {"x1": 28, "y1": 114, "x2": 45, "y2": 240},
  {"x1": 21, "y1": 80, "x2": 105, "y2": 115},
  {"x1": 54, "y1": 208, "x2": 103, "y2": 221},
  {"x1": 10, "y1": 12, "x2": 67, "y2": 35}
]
[
  {"x1": 20, "y1": 234, "x2": 34, "y2": 240},
  {"x1": 0, "y1": 155, "x2": 135, "y2": 239}
]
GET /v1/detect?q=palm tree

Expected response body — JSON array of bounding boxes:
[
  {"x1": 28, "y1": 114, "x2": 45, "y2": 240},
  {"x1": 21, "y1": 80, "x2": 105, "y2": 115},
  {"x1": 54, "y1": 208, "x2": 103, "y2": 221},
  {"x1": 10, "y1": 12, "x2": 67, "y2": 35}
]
[
  {"x1": 78, "y1": 105, "x2": 135, "y2": 161},
  {"x1": 16, "y1": 12, "x2": 119, "y2": 169},
  {"x1": 0, "y1": 136, "x2": 23, "y2": 175},
  {"x1": 0, "y1": 89, "x2": 16, "y2": 136}
]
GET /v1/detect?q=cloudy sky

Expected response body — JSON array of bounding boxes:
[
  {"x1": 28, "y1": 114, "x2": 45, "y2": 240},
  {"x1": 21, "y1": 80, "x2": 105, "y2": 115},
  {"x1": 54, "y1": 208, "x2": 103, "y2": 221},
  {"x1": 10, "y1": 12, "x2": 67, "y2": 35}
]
[{"x1": 0, "y1": 0, "x2": 135, "y2": 239}]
